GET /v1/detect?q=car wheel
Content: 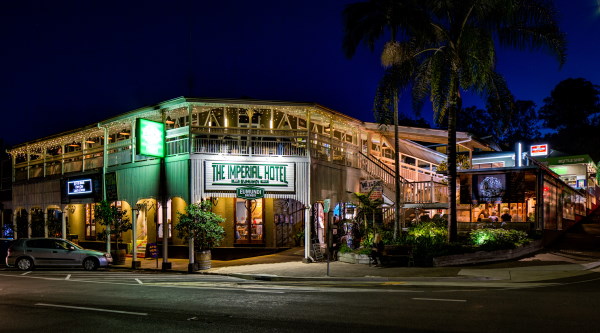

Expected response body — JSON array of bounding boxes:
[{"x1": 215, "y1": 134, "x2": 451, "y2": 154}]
[
  {"x1": 83, "y1": 258, "x2": 99, "y2": 271},
  {"x1": 16, "y1": 257, "x2": 34, "y2": 271}
]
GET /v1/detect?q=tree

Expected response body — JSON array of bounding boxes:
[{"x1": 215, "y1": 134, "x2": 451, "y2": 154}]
[
  {"x1": 500, "y1": 100, "x2": 542, "y2": 149},
  {"x1": 343, "y1": 0, "x2": 428, "y2": 240},
  {"x1": 539, "y1": 78, "x2": 600, "y2": 160},
  {"x1": 175, "y1": 200, "x2": 225, "y2": 252},
  {"x1": 375, "y1": 0, "x2": 566, "y2": 241},
  {"x1": 539, "y1": 78, "x2": 600, "y2": 131},
  {"x1": 94, "y1": 200, "x2": 132, "y2": 255},
  {"x1": 446, "y1": 100, "x2": 541, "y2": 149}
]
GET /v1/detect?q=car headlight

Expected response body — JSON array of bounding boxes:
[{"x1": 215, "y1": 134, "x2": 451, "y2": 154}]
[{"x1": 104, "y1": 253, "x2": 112, "y2": 258}]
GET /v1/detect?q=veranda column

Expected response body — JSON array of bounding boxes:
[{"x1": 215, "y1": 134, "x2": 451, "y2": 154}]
[
  {"x1": 61, "y1": 206, "x2": 67, "y2": 239},
  {"x1": 13, "y1": 212, "x2": 17, "y2": 239},
  {"x1": 27, "y1": 209, "x2": 32, "y2": 238},
  {"x1": 43, "y1": 209, "x2": 48, "y2": 238}
]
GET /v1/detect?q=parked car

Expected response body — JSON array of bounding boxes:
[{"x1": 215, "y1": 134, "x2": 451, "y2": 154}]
[
  {"x1": 6, "y1": 238, "x2": 112, "y2": 271},
  {"x1": 0, "y1": 238, "x2": 14, "y2": 267}
]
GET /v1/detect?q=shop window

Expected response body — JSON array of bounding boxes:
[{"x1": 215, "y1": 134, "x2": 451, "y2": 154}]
[
  {"x1": 235, "y1": 199, "x2": 264, "y2": 244},
  {"x1": 157, "y1": 200, "x2": 172, "y2": 240},
  {"x1": 85, "y1": 203, "x2": 96, "y2": 240}
]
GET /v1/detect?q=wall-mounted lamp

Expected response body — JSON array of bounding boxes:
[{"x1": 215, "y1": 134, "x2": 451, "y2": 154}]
[{"x1": 64, "y1": 205, "x2": 76, "y2": 214}]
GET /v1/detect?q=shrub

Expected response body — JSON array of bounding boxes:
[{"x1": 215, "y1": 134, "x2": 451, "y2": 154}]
[
  {"x1": 406, "y1": 221, "x2": 449, "y2": 265},
  {"x1": 469, "y1": 228, "x2": 530, "y2": 251}
]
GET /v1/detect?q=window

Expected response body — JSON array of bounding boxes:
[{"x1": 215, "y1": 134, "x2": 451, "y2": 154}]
[
  {"x1": 85, "y1": 204, "x2": 96, "y2": 240},
  {"x1": 235, "y1": 199, "x2": 264, "y2": 244}
]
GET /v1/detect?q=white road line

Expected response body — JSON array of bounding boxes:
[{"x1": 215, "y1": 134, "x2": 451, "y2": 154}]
[
  {"x1": 35, "y1": 303, "x2": 148, "y2": 316},
  {"x1": 65, "y1": 274, "x2": 71, "y2": 280},
  {"x1": 135, "y1": 278, "x2": 143, "y2": 285},
  {"x1": 21, "y1": 271, "x2": 32, "y2": 275},
  {"x1": 245, "y1": 290, "x2": 285, "y2": 294},
  {"x1": 412, "y1": 298, "x2": 467, "y2": 302}
]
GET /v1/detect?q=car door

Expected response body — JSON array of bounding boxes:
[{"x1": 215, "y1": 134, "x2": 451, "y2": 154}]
[
  {"x1": 25, "y1": 239, "x2": 56, "y2": 265},
  {"x1": 50, "y1": 239, "x2": 82, "y2": 266}
]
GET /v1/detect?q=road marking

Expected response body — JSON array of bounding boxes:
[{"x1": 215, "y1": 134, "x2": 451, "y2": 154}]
[
  {"x1": 412, "y1": 298, "x2": 467, "y2": 302},
  {"x1": 135, "y1": 278, "x2": 143, "y2": 285},
  {"x1": 245, "y1": 290, "x2": 285, "y2": 294},
  {"x1": 21, "y1": 271, "x2": 32, "y2": 275},
  {"x1": 35, "y1": 303, "x2": 148, "y2": 316},
  {"x1": 65, "y1": 274, "x2": 71, "y2": 280}
]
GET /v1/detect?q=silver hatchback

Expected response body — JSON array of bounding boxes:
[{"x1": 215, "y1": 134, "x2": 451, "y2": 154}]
[{"x1": 6, "y1": 238, "x2": 112, "y2": 271}]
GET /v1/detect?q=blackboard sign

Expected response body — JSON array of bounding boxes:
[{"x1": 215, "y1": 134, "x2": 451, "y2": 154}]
[
  {"x1": 147, "y1": 243, "x2": 159, "y2": 258},
  {"x1": 105, "y1": 172, "x2": 118, "y2": 202}
]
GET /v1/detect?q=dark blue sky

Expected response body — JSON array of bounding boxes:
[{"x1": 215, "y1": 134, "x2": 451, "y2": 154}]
[{"x1": 1, "y1": 0, "x2": 599, "y2": 146}]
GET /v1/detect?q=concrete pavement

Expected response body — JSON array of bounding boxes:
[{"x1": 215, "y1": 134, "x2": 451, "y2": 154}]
[
  {"x1": 111, "y1": 221, "x2": 600, "y2": 284},
  {"x1": 112, "y1": 246, "x2": 600, "y2": 284}
]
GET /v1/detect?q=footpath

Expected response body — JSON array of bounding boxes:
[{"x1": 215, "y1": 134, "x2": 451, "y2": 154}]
[{"x1": 113, "y1": 222, "x2": 600, "y2": 285}]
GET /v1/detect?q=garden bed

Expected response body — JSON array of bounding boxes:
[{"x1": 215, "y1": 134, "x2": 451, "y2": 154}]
[
  {"x1": 338, "y1": 252, "x2": 371, "y2": 264},
  {"x1": 432, "y1": 240, "x2": 542, "y2": 267}
]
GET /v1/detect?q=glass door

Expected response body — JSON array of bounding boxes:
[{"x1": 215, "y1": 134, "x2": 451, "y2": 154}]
[{"x1": 235, "y1": 199, "x2": 264, "y2": 244}]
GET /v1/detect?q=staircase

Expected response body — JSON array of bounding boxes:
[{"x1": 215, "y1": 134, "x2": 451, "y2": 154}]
[
  {"x1": 127, "y1": 240, "x2": 147, "y2": 258},
  {"x1": 357, "y1": 152, "x2": 449, "y2": 213}
]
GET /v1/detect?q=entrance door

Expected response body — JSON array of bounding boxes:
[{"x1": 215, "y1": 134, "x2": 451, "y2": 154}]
[{"x1": 235, "y1": 199, "x2": 264, "y2": 244}]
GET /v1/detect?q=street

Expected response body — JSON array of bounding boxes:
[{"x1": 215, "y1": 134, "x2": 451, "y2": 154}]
[{"x1": 1, "y1": 268, "x2": 600, "y2": 332}]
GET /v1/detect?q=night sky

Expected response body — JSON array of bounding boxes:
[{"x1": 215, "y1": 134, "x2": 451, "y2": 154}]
[{"x1": 1, "y1": 0, "x2": 599, "y2": 146}]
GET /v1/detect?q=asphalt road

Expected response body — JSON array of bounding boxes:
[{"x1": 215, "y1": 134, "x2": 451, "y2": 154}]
[{"x1": 1, "y1": 269, "x2": 600, "y2": 332}]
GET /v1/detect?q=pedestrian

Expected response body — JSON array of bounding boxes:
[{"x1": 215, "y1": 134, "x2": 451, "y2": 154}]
[
  {"x1": 501, "y1": 209, "x2": 512, "y2": 222},
  {"x1": 370, "y1": 233, "x2": 384, "y2": 267},
  {"x1": 489, "y1": 211, "x2": 499, "y2": 222}
]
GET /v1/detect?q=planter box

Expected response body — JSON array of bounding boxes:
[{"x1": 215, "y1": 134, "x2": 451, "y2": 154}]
[
  {"x1": 338, "y1": 252, "x2": 371, "y2": 264},
  {"x1": 432, "y1": 240, "x2": 542, "y2": 267}
]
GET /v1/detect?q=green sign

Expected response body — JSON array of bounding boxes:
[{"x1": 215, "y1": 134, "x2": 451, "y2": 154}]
[
  {"x1": 541, "y1": 154, "x2": 593, "y2": 166},
  {"x1": 236, "y1": 186, "x2": 265, "y2": 200},
  {"x1": 136, "y1": 118, "x2": 165, "y2": 157},
  {"x1": 205, "y1": 161, "x2": 295, "y2": 192}
]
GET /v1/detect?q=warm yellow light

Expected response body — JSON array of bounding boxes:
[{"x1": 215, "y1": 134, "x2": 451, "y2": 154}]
[{"x1": 269, "y1": 120, "x2": 273, "y2": 129}]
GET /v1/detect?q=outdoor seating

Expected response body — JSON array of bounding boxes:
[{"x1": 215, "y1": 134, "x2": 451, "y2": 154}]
[{"x1": 370, "y1": 245, "x2": 414, "y2": 267}]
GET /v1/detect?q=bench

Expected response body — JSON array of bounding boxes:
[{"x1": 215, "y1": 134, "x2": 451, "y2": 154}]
[{"x1": 370, "y1": 245, "x2": 414, "y2": 267}]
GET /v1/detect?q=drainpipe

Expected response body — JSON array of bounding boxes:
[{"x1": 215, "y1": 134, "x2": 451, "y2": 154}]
[{"x1": 98, "y1": 124, "x2": 110, "y2": 254}]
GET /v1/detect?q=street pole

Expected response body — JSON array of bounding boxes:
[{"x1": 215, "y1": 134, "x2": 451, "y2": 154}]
[
  {"x1": 326, "y1": 212, "x2": 332, "y2": 277},
  {"x1": 131, "y1": 206, "x2": 139, "y2": 269}
]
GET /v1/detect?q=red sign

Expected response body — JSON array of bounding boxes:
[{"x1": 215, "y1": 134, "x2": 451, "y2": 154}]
[{"x1": 530, "y1": 144, "x2": 548, "y2": 156}]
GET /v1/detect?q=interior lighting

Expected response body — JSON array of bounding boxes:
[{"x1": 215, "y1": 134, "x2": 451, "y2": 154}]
[{"x1": 165, "y1": 117, "x2": 175, "y2": 125}]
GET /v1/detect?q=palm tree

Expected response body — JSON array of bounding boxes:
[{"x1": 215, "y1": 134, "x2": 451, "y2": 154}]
[
  {"x1": 377, "y1": 0, "x2": 566, "y2": 241},
  {"x1": 343, "y1": 0, "x2": 426, "y2": 240}
]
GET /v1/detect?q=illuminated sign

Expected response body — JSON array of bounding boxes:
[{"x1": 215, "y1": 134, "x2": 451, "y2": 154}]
[
  {"x1": 530, "y1": 144, "x2": 549, "y2": 156},
  {"x1": 67, "y1": 179, "x2": 93, "y2": 195},
  {"x1": 476, "y1": 174, "x2": 506, "y2": 203},
  {"x1": 236, "y1": 186, "x2": 265, "y2": 200},
  {"x1": 136, "y1": 118, "x2": 165, "y2": 157},
  {"x1": 205, "y1": 161, "x2": 295, "y2": 192}
]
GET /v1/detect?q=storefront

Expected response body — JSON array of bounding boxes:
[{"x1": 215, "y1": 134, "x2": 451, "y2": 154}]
[{"x1": 457, "y1": 165, "x2": 586, "y2": 233}]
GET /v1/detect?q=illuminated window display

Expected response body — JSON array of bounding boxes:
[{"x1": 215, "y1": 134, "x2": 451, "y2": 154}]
[{"x1": 235, "y1": 199, "x2": 264, "y2": 244}]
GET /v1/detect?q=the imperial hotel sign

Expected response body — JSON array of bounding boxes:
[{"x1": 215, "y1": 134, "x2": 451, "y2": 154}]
[{"x1": 204, "y1": 161, "x2": 295, "y2": 192}]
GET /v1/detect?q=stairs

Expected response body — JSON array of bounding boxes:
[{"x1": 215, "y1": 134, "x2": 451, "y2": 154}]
[
  {"x1": 126, "y1": 240, "x2": 147, "y2": 258},
  {"x1": 357, "y1": 152, "x2": 449, "y2": 210}
]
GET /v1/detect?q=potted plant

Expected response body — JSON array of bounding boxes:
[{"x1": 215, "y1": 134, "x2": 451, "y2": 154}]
[
  {"x1": 94, "y1": 200, "x2": 132, "y2": 264},
  {"x1": 175, "y1": 200, "x2": 225, "y2": 270}
]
